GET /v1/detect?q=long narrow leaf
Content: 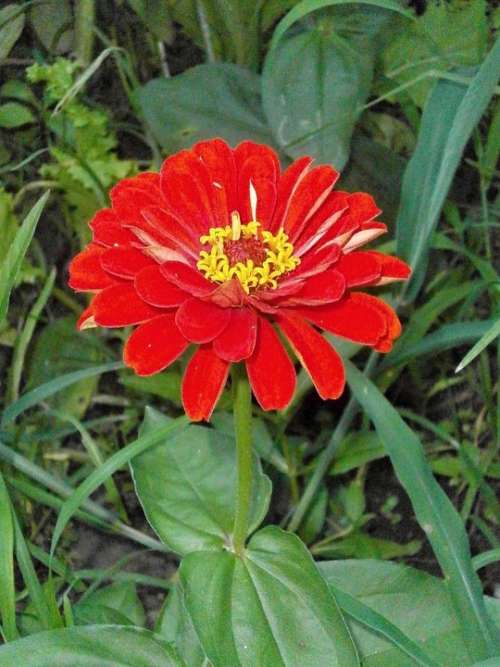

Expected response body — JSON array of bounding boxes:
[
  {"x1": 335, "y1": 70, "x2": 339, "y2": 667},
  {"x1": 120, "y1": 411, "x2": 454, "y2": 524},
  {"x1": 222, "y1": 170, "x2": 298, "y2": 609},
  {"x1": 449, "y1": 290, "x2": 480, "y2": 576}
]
[
  {"x1": 1, "y1": 361, "x2": 123, "y2": 425},
  {"x1": 0, "y1": 472, "x2": 17, "y2": 641},
  {"x1": 397, "y1": 39, "x2": 500, "y2": 299},
  {"x1": 456, "y1": 318, "x2": 500, "y2": 372},
  {"x1": 0, "y1": 191, "x2": 49, "y2": 325},
  {"x1": 346, "y1": 361, "x2": 499, "y2": 662},
  {"x1": 50, "y1": 415, "x2": 188, "y2": 557},
  {"x1": 330, "y1": 584, "x2": 440, "y2": 667}
]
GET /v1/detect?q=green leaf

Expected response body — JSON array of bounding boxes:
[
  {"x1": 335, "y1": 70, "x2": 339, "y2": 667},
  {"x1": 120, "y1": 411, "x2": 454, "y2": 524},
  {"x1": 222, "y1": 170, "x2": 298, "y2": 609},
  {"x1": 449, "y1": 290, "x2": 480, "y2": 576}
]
[
  {"x1": 2, "y1": 360, "x2": 123, "y2": 426},
  {"x1": 269, "y1": 0, "x2": 413, "y2": 52},
  {"x1": 0, "y1": 472, "x2": 18, "y2": 640},
  {"x1": 157, "y1": 586, "x2": 206, "y2": 667},
  {"x1": 346, "y1": 360, "x2": 499, "y2": 662},
  {"x1": 456, "y1": 318, "x2": 500, "y2": 372},
  {"x1": 0, "y1": 626, "x2": 185, "y2": 666},
  {"x1": 0, "y1": 191, "x2": 49, "y2": 327},
  {"x1": 331, "y1": 431, "x2": 385, "y2": 475},
  {"x1": 137, "y1": 64, "x2": 272, "y2": 153},
  {"x1": 180, "y1": 526, "x2": 359, "y2": 667},
  {"x1": 127, "y1": 0, "x2": 174, "y2": 42},
  {"x1": 0, "y1": 4, "x2": 25, "y2": 61},
  {"x1": 262, "y1": 14, "x2": 374, "y2": 169},
  {"x1": 382, "y1": 0, "x2": 488, "y2": 108},
  {"x1": 396, "y1": 38, "x2": 500, "y2": 300},
  {"x1": 320, "y1": 558, "x2": 500, "y2": 666},
  {"x1": 74, "y1": 582, "x2": 146, "y2": 627},
  {"x1": 313, "y1": 533, "x2": 421, "y2": 559},
  {"x1": 131, "y1": 407, "x2": 271, "y2": 555},
  {"x1": 0, "y1": 102, "x2": 35, "y2": 128},
  {"x1": 30, "y1": 0, "x2": 74, "y2": 53}
]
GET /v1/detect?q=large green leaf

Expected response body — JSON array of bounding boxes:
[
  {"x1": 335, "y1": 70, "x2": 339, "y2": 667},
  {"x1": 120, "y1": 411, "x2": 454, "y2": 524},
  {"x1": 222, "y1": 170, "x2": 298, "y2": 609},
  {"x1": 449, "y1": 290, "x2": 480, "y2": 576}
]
[
  {"x1": 0, "y1": 4, "x2": 25, "y2": 61},
  {"x1": 180, "y1": 526, "x2": 359, "y2": 667},
  {"x1": 262, "y1": 13, "x2": 374, "y2": 169},
  {"x1": 0, "y1": 191, "x2": 49, "y2": 326},
  {"x1": 74, "y1": 581, "x2": 146, "y2": 627},
  {"x1": 346, "y1": 361, "x2": 499, "y2": 662},
  {"x1": 320, "y1": 559, "x2": 500, "y2": 667},
  {"x1": 396, "y1": 38, "x2": 500, "y2": 300},
  {"x1": 0, "y1": 626, "x2": 184, "y2": 666},
  {"x1": 137, "y1": 64, "x2": 272, "y2": 153},
  {"x1": 131, "y1": 408, "x2": 271, "y2": 555}
]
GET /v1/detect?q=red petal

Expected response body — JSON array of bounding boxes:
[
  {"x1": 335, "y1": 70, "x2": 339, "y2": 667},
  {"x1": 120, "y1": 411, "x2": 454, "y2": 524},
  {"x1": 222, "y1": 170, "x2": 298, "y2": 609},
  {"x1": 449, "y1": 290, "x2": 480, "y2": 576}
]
[
  {"x1": 89, "y1": 209, "x2": 138, "y2": 247},
  {"x1": 342, "y1": 222, "x2": 387, "y2": 251},
  {"x1": 335, "y1": 251, "x2": 382, "y2": 287},
  {"x1": 68, "y1": 244, "x2": 116, "y2": 291},
  {"x1": 123, "y1": 313, "x2": 188, "y2": 376},
  {"x1": 182, "y1": 346, "x2": 229, "y2": 421},
  {"x1": 77, "y1": 304, "x2": 96, "y2": 330},
  {"x1": 141, "y1": 206, "x2": 200, "y2": 255},
  {"x1": 363, "y1": 295, "x2": 402, "y2": 352},
  {"x1": 92, "y1": 283, "x2": 161, "y2": 327},
  {"x1": 366, "y1": 251, "x2": 411, "y2": 284},
  {"x1": 277, "y1": 312, "x2": 345, "y2": 399},
  {"x1": 161, "y1": 150, "x2": 215, "y2": 234},
  {"x1": 193, "y1": 139, "x2": 238, "y2": 226},
  {"x1": 295, "y1": 292, "x2": 388, "y2": 345},
  {"x1": 110, "y1": 173, "x2": 162, "y2": 226},
  {"x1": 160, "y1": 261, "x2": 214, "y2": 297},
  {"x1": 234, "y1": 142, "x2": 280, "y2": 228},
  {"x1": 100, "y1": 247, "x2": 153, "y2": 279},
  {"x1": 213, "y1": 308, "x2": 257, "y2": 362},
  {"x1": 246, "y1": 317, "x2": 296, "y2": 411},
  {"x1": 285, "y1": 269, "x2": 345, "y2": 305},
  {"x1": 270, "y1": 156, "x2": 312, "y2": 232},
  {"x1": 283, "y1": 166, "x2": 339, "y2": 240},
  {"x1": 175, "y1": 298, "x2": 230, "y2": 343},
  {"x1": 135, "y1": 265, "x2": 187, "y2": 307},
  {"x1": 294, "y1": 191, "x2": 349, "y2": 256}
]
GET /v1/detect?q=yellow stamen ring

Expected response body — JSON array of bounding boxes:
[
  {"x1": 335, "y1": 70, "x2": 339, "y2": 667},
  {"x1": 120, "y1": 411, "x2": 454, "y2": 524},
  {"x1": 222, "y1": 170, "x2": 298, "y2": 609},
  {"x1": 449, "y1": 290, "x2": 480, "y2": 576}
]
[{"x1": 197, "y1": 216, "x2": 300, "y2": 294}]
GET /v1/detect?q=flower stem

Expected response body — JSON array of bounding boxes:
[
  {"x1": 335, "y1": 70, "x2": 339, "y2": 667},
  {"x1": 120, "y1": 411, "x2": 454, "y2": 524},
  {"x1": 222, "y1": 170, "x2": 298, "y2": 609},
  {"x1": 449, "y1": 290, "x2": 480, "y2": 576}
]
[{"x1": 232, "y1": 364, "x2": 253, "y2": 556}]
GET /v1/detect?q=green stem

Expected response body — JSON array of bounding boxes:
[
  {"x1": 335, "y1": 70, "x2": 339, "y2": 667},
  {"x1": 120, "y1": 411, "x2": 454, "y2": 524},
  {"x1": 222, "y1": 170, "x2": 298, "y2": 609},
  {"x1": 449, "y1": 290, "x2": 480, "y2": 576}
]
[
  {"x1": 75, "y1": 0, "x2": 95, "y2": 66},
  {"x1": 232, "y1": 365, "x2": 253, "y2": 555}
]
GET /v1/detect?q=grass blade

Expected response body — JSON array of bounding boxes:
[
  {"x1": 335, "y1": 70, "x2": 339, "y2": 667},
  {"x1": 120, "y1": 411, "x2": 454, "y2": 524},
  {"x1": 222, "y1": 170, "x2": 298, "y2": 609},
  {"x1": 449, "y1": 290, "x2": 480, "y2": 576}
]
[
  {"x1": 456, "y1": 318, "x2": 500, "y2": 373},
  {"x1": 1, "y1": 361, "x2": 123, "y2": 425},
  {"x1": 346, "y1": 360, "x2": 499, "y2": 662},
  {"x1": 0, "y1": 190, "x2": 49, "y2": 326},
  {"x1": 50, "y1": 415, "x2": 188, "y2": 558},
  {"x1": 330, "y1": 585, "x2": 440, "y2": 667},
  {"x1": 0, "y1": 472, "x2": 18, "y2": 641},
  {"x1": 397, "y1": 39, "x2": 500, "y2": 300}
]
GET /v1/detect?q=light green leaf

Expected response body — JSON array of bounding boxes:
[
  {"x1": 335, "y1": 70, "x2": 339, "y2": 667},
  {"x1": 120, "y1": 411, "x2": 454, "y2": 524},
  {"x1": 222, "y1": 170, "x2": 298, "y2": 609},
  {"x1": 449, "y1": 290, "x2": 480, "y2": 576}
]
[
  {"x1": 396, "y1": 39, "x2": 500, "y2": 300},
  {"x1": 330, "y1": 431, "x2": 385, "y2": 475},
  {"x1": 313, "y1": 533, "x2": 421, "y2": 560},
  {"x1": 0, "y1": 191, "x2": 48, "y2": 327},
  {"x1": 321, "y1": 559, "x2": 500, "y2": 666},
  {"x1": 137, "y1": 64, "x2": 272, "y2": 152},
  {"x1": 0, "y1": 626, "x2": 185, "y2": 666},
  {"x1": 0, "y1": 4, "x2": 25, "y2": 61},
  {"x1": 0, "y1": 102, "x2": 35, "y2": 128},
  {"x1": 131, "y1": 408, "x2": 271, "y2": 554},
  {"x1": 180, "y1": 526, "x2": 359, "y2": 667},
  {"x1": 346, "y1": 361, "x2": 499, "y2": 662}
]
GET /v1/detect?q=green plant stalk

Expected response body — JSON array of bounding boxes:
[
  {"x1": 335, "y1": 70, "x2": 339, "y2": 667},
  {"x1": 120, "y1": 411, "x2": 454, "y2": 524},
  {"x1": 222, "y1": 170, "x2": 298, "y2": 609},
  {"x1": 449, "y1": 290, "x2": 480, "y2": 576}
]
[
  {"x1": 232, "y1": 365, "x2": 253, "y2": 555},
  {"x1": 75, "y1": 0, "x2": 95, "y2": 66}
]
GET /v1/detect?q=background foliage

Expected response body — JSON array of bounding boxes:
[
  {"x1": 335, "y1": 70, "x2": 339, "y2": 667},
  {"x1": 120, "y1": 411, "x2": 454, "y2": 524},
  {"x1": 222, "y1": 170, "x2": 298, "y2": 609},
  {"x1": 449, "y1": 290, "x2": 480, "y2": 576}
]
[{"x1": 0, "y1": 0, "x2": 499, "y2": 665}]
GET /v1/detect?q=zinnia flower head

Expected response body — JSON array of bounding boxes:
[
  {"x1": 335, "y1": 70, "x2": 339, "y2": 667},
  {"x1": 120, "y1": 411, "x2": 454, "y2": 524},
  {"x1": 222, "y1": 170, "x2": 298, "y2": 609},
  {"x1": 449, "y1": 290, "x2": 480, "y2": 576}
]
[{"x1": 69, "y1": 139, "x2": 410, "y2": 420}]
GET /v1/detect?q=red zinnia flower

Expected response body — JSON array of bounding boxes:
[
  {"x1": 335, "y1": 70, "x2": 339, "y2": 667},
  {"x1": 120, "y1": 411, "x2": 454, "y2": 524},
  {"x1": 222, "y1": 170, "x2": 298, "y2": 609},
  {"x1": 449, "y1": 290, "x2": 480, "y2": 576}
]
[{"x1": 69, "y1": 139, "x2": 410, "y2": 421}]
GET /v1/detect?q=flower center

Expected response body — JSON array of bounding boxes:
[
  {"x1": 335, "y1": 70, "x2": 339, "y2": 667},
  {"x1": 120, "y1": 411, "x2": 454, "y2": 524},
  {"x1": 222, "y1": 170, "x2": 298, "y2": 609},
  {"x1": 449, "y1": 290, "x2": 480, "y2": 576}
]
[{"x1": 197, "y1": 212, "x2": 300, "y2": 294}]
